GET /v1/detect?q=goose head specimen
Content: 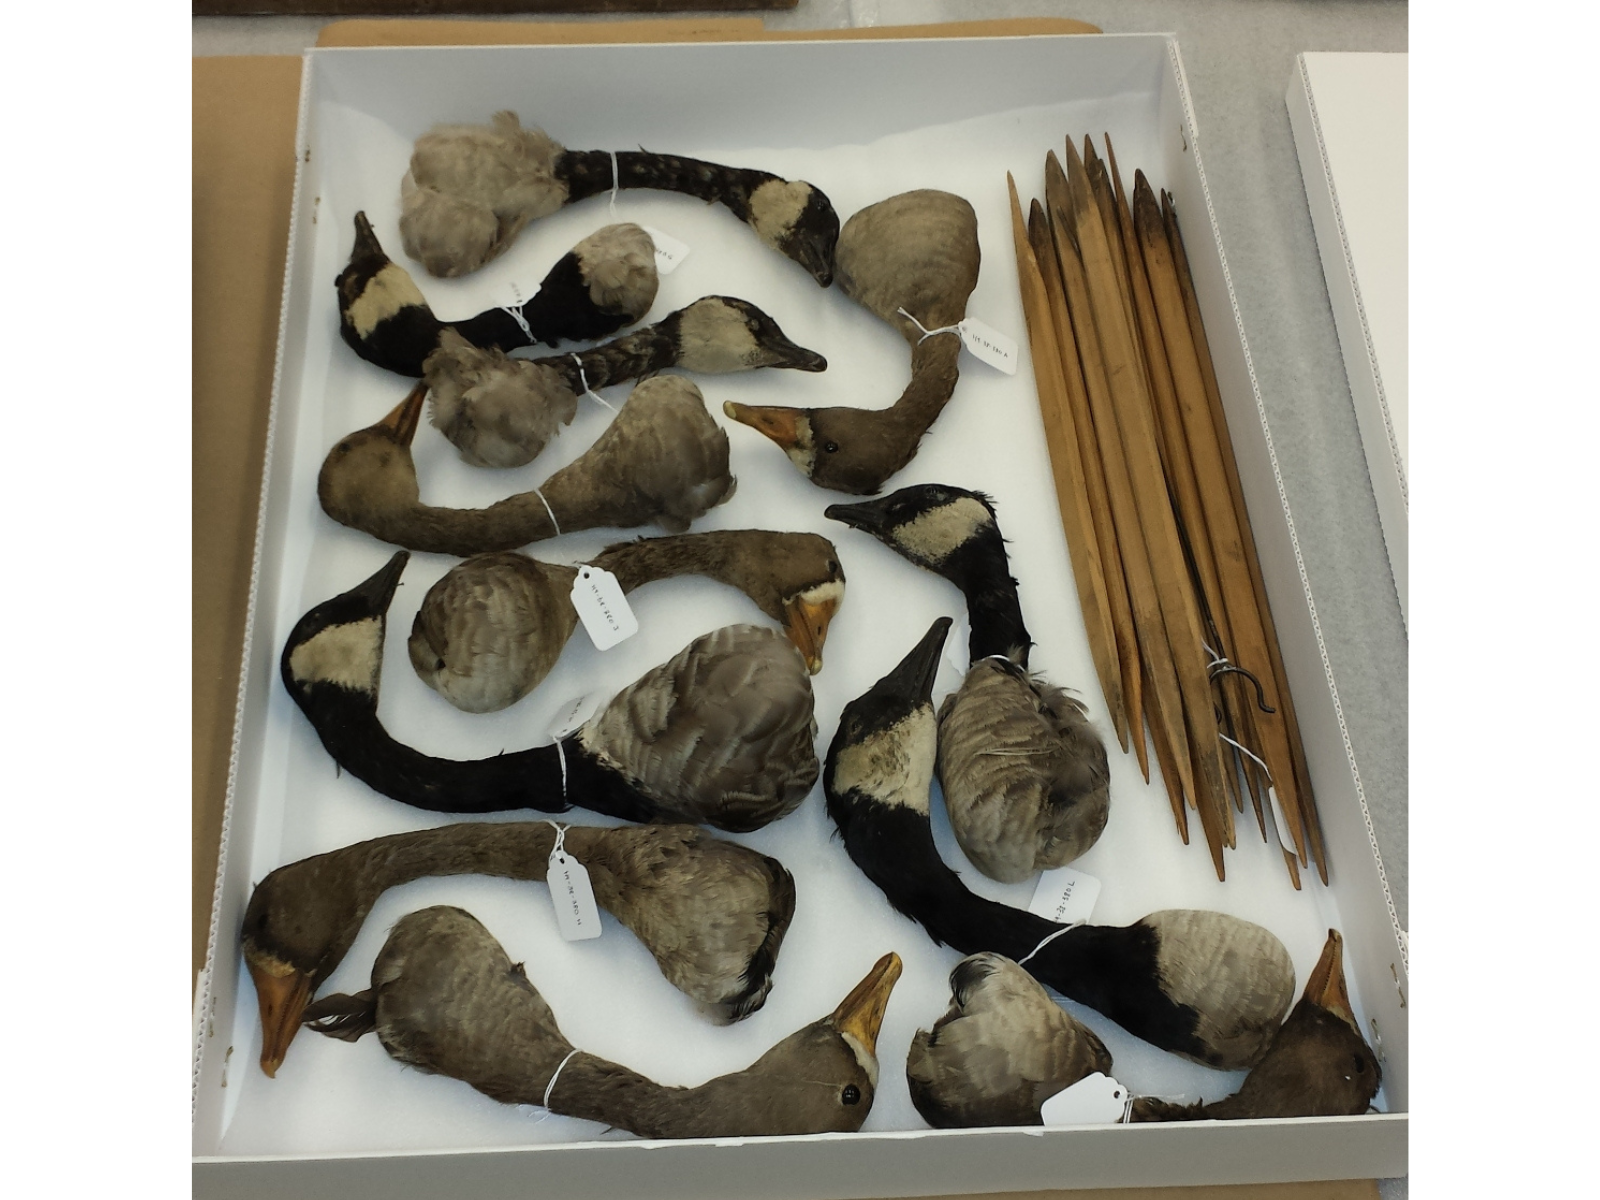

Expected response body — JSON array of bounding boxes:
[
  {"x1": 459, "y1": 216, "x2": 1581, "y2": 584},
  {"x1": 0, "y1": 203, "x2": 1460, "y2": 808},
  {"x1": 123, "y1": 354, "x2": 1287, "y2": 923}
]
[
  {"x1": 906, "y1": 952, "x2": 1111, "y2": 1128},
  {"x1": 426, "y1": 294, "x2": 826, "y2": 469},
  {"x1": 317, "y1": 373, "x2": 735, "y2": 556},
  {"x1": 306, "y1": 905, "x2": 901, "y2": 1138},
  {"x1": 337, "y1": 212, "x2": 659, "y2": 378},
  {"x1": 725, "y1": 189, "x2": 980, "y2": 494},
  {"x1": 1132, "y1": 929, "x2": 1381, "y2": 1121},
  {"x1": 283, "y1": 552, "x2": 818, "y2": 831},
  {"x1": 827, "y1": 483, "x2": 1109, "y2": 882},
  {"x1": 408, "y1": 529, "x2": 846, "y2": 713},
  {"x1": 244, "y1": 822, "x2": 795, "y2": 1076},
  {"x1": 823, "y1": 617, "x2": 1295, "y2": 1071},
  {"x1": 399, "y1": 110, "x2": 839, "y2": 284}
]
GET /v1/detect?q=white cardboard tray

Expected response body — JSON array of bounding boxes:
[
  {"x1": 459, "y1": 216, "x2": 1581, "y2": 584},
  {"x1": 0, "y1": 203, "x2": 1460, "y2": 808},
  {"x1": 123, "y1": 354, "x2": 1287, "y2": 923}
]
[
  {"x1": 193, "y1": 33, "x2": 1407, "y2": 1198},
  {"x1": 1286, "y1": 51, "x2": 1409, "y2": 627}
]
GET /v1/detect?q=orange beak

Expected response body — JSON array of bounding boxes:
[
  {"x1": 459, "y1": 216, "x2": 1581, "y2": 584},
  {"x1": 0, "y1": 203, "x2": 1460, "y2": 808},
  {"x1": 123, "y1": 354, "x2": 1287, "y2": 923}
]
[
  {"x1": 723, "y1": 400, "x2": 801, "y2": 450},
  {"x1": 1303, "y1": 929, "x2": 1358, "y2": 1032},
  {"x1": 831, "y1": 952, "x2": 903, "y2": 1057},
  {"x1": 782, "y1": 591, "x2": 840, "y2": 675},
  {"x1": 376, "y1": 381, "x2": 427, "y2": 447},
  {"x1": 248, "y1": 955, "x2": 315, "y2": 1078}
]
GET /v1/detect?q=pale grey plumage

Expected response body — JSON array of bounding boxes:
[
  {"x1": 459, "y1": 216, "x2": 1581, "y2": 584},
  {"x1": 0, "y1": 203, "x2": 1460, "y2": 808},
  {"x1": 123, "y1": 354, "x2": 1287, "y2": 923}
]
[
  {"x1": 401, "y1": 112, "x2": 567, "y2": 277},
  {"x1": 424, "y1": 330, "x2": 579, "y2": 469},
  {"x1": 906, "y1": 952, "x2": 1111, "y2": 1128},
  {"x1": 580, "y1": 624, "x2": 818, "y2": 832},
  {"x1": 573, "y1": 222, "x2": 657, "y2": 317},
  {"x1": 936, "y1": 659, "x2": 1110, "y2": 882},
  {"x1": 1148, "y1": 909, "x2": 1297, "y2": 1068}
]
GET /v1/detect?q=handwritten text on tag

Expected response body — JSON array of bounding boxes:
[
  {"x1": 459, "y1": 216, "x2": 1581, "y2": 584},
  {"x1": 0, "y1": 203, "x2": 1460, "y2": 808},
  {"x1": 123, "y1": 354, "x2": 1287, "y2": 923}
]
[
  {"x1": 1028, "y1": 866, "x2": 1102, "y2": 926},
  {"x1": 641, "y1": 225, "x2": 691, "y2": 274},
  {"x1": 958, "y1": 317, "x2": 1019, "y2": 374},
  {"x1": 571, "y1": 566, "x2": 638, "y2": 650},
  {"x1": 1039, "y1": 1072, "x2": 1129, "y2": 1126},
  {"x1": 548, "y1": 850, "x2": 603, "y2": 941},
  {"x1": 547, "y1": 693, "x2": 598, "y2": 743}
]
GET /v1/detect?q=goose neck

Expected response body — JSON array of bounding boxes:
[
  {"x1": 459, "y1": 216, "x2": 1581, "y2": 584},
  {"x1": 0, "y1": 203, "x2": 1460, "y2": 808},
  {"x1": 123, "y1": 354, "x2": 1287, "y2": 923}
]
[
  {"x1": 887, "y1": 335, "x2": 963, "y2": 430},
  {"x1": 588, "y1": 532, "x2": 738, "y2": 594},
  {"x1": 563, "y1": 323, "x2": 679, "y2": 390}
]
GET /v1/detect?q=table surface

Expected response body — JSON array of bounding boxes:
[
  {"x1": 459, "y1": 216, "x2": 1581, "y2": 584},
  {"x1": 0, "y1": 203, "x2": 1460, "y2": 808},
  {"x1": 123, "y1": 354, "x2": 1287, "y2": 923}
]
[{"x1": 193, "y1": 5, "x2": 1408, "y2": 1198}]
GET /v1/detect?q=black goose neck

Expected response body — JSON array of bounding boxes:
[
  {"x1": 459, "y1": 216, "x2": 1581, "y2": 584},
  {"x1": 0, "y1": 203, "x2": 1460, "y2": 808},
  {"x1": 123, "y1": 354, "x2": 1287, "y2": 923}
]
[
  {"x1": 939, "y1": 534, "x2": 1031, "y2": 664},
  {"x1": 451, "y1": 306, "x2": 536, "y2": 353},
  {"x1": 556, "y1": 148, "x2": 772, "y2": 217},
  {"x1": 561, "y1": 317, "x2": 680, "y2": 390}
]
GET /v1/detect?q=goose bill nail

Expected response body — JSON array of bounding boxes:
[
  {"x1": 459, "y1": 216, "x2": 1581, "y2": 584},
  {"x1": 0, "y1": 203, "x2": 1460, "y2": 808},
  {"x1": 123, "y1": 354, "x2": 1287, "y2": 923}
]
[
  {"x1": 831, "y1": 952, "x2": 903, "y2": 1052},
  {"x1": 249, "y1": 962, "x2": 314, "y2": 1077}
]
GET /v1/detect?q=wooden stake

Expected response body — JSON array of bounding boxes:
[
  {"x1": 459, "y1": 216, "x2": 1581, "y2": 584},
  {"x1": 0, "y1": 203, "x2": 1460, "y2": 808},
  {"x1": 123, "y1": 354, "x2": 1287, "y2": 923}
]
[
  {"x1": 1162, "y1": 190, "x2": 1329, "y2": 885},
  {"x1": 1060, "y1": 140, "x2": 1233, "y2": 876},
  {"x1": 1044, "y1": 151, "x2": 1204, "y2": 856},
  {"x1": 1027, "y1": 201, "x2": 1148, "y2": 780},
  {"x1": 1005, "y1": 173, "x2": 1128, "y2": 752}
]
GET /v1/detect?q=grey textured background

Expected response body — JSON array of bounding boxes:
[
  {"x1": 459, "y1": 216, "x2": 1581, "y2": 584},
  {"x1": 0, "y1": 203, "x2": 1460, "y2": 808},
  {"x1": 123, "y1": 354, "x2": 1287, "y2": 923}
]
[{"x1": 194, "y1": 3, "x2": 1408, "y2": 1193}]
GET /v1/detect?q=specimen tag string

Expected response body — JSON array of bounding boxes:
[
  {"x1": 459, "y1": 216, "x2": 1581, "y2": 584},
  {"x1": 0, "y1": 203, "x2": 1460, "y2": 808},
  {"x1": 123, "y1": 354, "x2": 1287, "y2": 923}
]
[
  {"x1": 545, "y1": 821, "x2": 602, "y2": 941},
  {"x1": 502, "y1": 281, "x2": 538, "y2": 346},
  {"x1": 536, "y1": 1048, "x2": 581, "y2": 1120},
  {"x1": 569, "y1": 356, "x2": 616, "y2": 412}
]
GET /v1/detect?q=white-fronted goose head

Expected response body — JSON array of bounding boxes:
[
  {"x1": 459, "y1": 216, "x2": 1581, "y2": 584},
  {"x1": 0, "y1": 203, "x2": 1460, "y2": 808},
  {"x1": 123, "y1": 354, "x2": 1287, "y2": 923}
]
[
  {"x1": 243, "y1": 822, "x2": 796, "y2": 1076},
  {"x1": 824, "y1": 617, "x2": 1294, "y2": 1071},
  {"x1": 409, "y1": 529, "x2": 845, "y2": 713},
  {"x1": 400, "y1": 110, "x2": 839, "y2": 284},
  {"x1": 305, "y1": 906, "x2": 900, "y2": 1137},
  {"x1": 317, "y1": 374, "x2": 735, "y2": 556},
  {"x1": 283, "y1": 554, "x2": 818, "y2": 832},
  {"x1": 726, "y1": 190, "x2": 980, "y2": 494},
  {"x1": 337, "y1": 213, "x2": 658, "y2": 376},
  {"x1": 828, "y1": 483, "x2": 1109, "y2": 882}
]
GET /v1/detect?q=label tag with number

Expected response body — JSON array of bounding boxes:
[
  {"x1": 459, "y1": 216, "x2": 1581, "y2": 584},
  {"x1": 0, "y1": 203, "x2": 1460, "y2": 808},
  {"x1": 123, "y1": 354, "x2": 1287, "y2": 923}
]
[
  {"x1": 546, "y1": 693, "x2": 599, "y2": 743},
  {"x1": 1028, "y1": 866, "x2": 1102, "y2": 926},
  {"x1": 640, "y1": 225, "x2": 691, "y2": 274},
  {"x1": 1039, "y1": 1072, "x2": 1130, "y2": 1126},
  {"x1": 958, "y1": 317, "x2": 1019, "y2": 374},
  {"x1": 571, "y1": 566, "x2": 638, "y2": 650},
  {"x1": 548, "y1": 848, "x2": 603, "y2": 941},
  {"x1": 1268, "y1": 786, "x2": 1299, "y2": 856}
]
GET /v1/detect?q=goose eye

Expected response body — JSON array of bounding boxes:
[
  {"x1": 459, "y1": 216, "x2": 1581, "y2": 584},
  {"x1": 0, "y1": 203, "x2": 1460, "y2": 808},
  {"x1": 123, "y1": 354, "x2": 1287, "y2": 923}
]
[
  {"x1": 823, "y1": 441, "x2": 839, "y2": 454},
  {"x1": 827, "y1": 559, "x2": 839, "y2": 574},
  {"x1": 841, "y1": 1084, "x2": 861, "y2": 1105}
]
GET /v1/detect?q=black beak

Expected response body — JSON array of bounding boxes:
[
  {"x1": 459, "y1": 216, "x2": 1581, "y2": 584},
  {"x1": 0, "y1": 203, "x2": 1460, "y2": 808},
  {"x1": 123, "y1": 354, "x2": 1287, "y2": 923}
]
[
  {"x1": 351, "y1": 211, "x2": 386, "y2": 263},
  {"x1": 872, "y1": 616, "x2": 952, "y2": 711},
  {"x1": 350, "y1": 550, "x2": 410, "y2": 616},
  {"x1": 824, "y1": 495, "x2": 894, "y2": 536}
]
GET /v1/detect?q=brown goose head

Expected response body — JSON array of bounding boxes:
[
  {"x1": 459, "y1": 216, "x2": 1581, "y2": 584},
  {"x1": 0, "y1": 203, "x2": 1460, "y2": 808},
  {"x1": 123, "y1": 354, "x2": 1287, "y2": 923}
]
[{"x1": 317, "y1": 384, "x2": 426, "y2": 531}]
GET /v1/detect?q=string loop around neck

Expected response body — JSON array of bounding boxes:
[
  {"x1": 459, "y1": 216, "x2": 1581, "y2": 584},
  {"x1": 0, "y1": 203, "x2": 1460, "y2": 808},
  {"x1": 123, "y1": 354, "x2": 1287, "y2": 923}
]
[
  {"x1": 532, "y1": 487, "x2": 561, "y2": 538},
  {"x1": 1017, "y1": 920, "x2": 1083, "y2": 967},
  {"x1": 608, "y1": 150, "x2": 620, "y2": 217},
  {"x1": 501, "y1": 303, "x2": 534, "y2": 347},
  {"x1": 540, "y1": 1047, "x2": 580, "y2": 1113},
  {"x1": 569, "y1": 355, "x2": 616, "y2": 412},
  {"x1": 897, "y1": 306, "x2": 961, "y2": 344}
]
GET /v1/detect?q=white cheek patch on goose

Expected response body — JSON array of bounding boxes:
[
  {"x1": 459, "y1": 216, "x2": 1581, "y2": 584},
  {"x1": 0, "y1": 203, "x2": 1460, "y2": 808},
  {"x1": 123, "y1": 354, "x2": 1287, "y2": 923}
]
[
  {"x1": 797, "y1": 579, "x2": 844, "y2": 615},
  {"x1": 893, "y1": 497, "x2": 994, "y2": 565},
  {"x1": 839, "y1": 1031, "x2": 880, "y2": 1088},
  {"x1": 347, "y1": 264, "x2": 428, "y2": 337},
  {"x1": 832, "y1": 711, "x2": 936, "y2": 813},
  {"x1": 288, "y1": 618, "x2": 384, "y2": 693},
  {"x1": 677, "y1": 301, "x2": 759, "y2": 372},
  {"x1": 748, "y1": 179, "x2": 810, "y2": 248}
]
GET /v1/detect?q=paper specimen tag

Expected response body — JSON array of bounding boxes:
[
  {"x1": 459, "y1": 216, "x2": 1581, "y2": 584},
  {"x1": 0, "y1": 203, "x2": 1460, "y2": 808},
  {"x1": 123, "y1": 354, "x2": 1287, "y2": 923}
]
[
  {"x1": 1267, "y1": 785, "x2": 1298, "y2": 856},
  {"x1": 571, "y1": 566, "x2": 638, "y2": 650},
  {"x1": 1028, "y1": 866, "x2": 1102, "y2": 926},
  {"x1": 1039, "y1": 1072, "x2": 1130, "y2": 1126},
  {"x1": 508, "y1": 281, "x2": 541, "y2": 308},
  {"x1": 958, "y1": 317, "x2": 1020, "y2": 374},
  {"x1": 546, "y1": 693, "x2": 599, "y2": 743},
  {"x1": 641, "y1": 225, "x2": 691, "y2": 274},
  {"x1": 548, "y1": 849, "x2": 603, "y2": 941}
]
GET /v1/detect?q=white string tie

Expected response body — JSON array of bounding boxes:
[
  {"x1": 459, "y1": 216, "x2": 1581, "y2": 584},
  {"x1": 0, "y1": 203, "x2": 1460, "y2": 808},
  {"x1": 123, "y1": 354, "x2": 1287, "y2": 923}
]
[
  {"x1": 608, "y1": 150, "x2": 620, "y2": 217},
  {"x1": 1017, "y1": 920, "x2": 1083, "y2": 967},
  {"x1": 553, "y1": 740, "x2": 567, "y2": 797},
  {"x1": 569, "y1": 355, "x2": 616, "y2": 412},
  {"x1": 546, "y1": 819, "x2": 568, "y2": 853},
  {"x1": 896, "y1": 306, "x2": 961, "y2": 344},
  {"x1": 532, "y1": 487, "x2": 561, "y2": 537},
  {"x1": 501, "y1": 303, "x2": 534, "y2": 347},
  {"x1": 537, "y1": 1047, "x2": 581, "y2": 1117},
  {"x1": 1219, "y1": 732, "x2": 1271, "y2": 778}
]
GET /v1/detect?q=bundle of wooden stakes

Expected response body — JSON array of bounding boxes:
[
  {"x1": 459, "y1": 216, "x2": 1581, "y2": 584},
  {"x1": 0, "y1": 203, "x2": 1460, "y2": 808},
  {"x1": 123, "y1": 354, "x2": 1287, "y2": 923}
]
[{"x1": 1006, "y1": 136, "x2": 1327, "y2": 888}]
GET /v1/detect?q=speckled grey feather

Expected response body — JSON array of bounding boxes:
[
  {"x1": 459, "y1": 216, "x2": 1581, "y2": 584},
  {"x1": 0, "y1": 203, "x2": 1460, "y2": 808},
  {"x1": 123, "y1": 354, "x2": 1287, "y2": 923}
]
[
  {"x1": 424, "y1": 330, "x2": 579, "y2": 469},
  {"x1": 906, "y1": 952, "x2": 1110, "y2": 1127}
]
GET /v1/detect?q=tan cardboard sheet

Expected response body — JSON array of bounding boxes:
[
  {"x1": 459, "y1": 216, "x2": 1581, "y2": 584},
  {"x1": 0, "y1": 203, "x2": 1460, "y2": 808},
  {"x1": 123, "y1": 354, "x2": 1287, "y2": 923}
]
[{"x1": 191, "y1": 19, "x2": 1376, "y2": 1200}]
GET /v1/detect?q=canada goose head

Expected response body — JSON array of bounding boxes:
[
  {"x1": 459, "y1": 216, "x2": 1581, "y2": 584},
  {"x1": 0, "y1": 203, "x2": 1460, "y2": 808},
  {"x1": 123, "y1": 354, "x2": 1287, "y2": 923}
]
[
  {"x1": 747, "y1": 178, "x2": 841, "y2": 287},
  {"x1": 335, "y1": 213, "x2": 436, "y2": 364},
  {"x1": 280, "y1": 550, "x2": 409, "y2": 711},
  {"x1": 317, "y1": 384, "x2": 427, "y2": 528},
  {"x1": 670, "y1": 296, "x2": 827, "y2": 375},
  {"x1": 825, "y1": 483, "x2": 1000, "y2": 577},
  {"x1": 824, "y1": 617, "x2": 951, "y2": 815}
]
